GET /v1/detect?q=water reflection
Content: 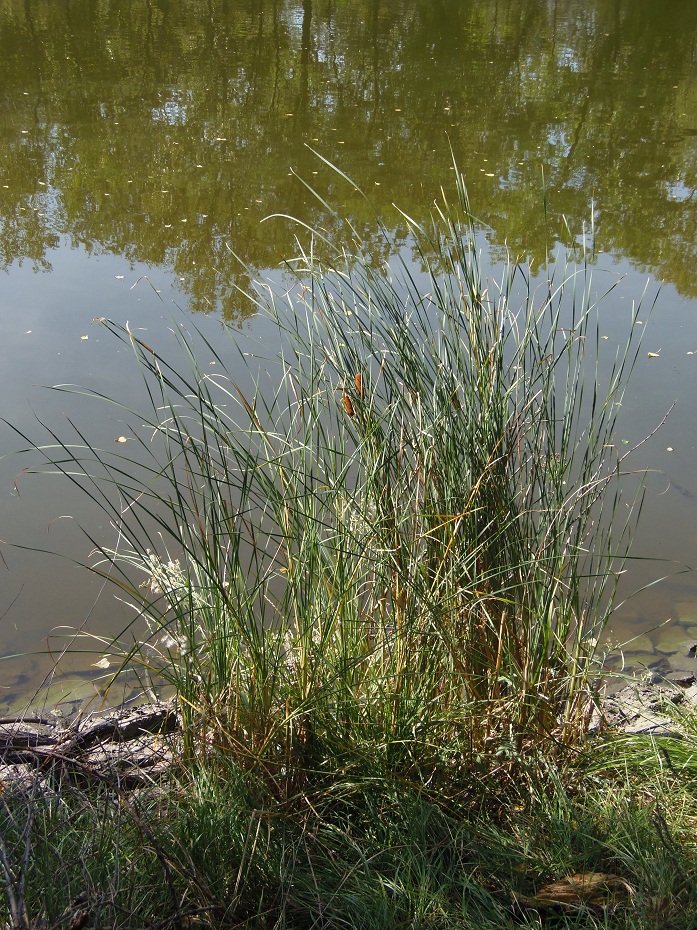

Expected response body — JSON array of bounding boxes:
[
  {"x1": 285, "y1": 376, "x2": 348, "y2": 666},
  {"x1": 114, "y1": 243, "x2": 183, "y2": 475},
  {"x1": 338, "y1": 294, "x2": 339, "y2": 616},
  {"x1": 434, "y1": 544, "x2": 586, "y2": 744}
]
[
  {"x1": 0, "y1": 0, "x2": 696, "y2": 318},
  {"x1": 2, "y1": 0, "x2": 697, "y2": 698}
]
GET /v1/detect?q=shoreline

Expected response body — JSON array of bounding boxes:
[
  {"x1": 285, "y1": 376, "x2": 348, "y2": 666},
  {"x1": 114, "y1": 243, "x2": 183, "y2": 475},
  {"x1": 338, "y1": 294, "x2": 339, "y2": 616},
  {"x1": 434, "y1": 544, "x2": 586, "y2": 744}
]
[{"x1": 2, "y1": 667, "x2": 697, "y2": 797}]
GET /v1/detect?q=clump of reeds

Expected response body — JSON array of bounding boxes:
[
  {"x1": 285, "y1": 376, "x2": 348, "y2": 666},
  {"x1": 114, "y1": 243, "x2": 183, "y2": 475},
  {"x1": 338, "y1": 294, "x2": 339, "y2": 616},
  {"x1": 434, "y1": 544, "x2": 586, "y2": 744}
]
[{"x1": 18, "y1": 167, "x2": 646, "y2": 788}]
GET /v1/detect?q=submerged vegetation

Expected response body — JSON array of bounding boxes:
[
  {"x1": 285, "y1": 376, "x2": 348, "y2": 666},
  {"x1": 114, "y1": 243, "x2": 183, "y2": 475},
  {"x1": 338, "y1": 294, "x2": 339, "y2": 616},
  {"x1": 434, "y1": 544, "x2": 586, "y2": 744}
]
[{"x1": 4, "y1": 172, "x2": 697, "y2": 928}]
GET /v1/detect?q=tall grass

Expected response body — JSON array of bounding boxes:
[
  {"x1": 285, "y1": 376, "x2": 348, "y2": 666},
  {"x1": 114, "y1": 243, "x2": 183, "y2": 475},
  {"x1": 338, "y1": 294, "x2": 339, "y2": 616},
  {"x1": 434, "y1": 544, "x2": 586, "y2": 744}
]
[{"x1": 17, "y1": 167, "x2": 646, "y2": 786}]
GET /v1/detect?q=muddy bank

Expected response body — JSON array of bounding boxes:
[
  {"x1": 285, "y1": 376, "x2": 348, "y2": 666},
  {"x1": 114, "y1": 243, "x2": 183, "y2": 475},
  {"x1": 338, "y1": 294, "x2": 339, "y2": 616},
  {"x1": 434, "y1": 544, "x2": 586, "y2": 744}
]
[{"x1": 0, "y1": 702, "x2": 178, "y2": 793}]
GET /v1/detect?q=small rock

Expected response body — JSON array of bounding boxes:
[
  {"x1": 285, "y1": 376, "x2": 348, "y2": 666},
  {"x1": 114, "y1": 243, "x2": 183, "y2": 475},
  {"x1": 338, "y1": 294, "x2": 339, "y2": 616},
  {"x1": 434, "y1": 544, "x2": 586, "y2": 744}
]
[
  {"x1": 667, "y1": 653, "x2": 697, "y2": 674},
  {"x1": 654, "y1": 622, "x2": 696, "y2": 655},
  {"x1": 608, "y1": 653, "x2": 662, "y2": 678},
  {"x1": 646, "y1": 655, "x2": 671, "y2": 675},
  {"x1": 684, "y1": 642, "x2": 697, "y2": 658},
  {"x1": 673, "y1": 602, "x2": 697, "y2": 625},
  {"x1": 620, "y1": 634, "x2": 655, "y2": 655},
  {"x1": 666, "y1": 669, "x2": 696, "y2": 686},
  {"x1": 624, "y1": 718, "x2": 681, "y2": 737}
]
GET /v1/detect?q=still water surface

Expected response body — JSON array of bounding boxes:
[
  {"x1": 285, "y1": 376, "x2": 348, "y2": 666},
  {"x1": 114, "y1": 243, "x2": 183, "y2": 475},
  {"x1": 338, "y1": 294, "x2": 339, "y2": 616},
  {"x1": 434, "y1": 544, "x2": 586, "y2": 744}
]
[{"x1": 1, "y1": 0, "x2": 697, "y2": 705}]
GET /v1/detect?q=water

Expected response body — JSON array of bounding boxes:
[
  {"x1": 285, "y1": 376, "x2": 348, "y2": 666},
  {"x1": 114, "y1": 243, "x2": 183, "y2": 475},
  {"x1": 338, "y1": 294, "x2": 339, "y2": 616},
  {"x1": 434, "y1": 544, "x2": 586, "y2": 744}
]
[{"x1": 1, "y1": 0, "x2": 697, "y2": 704}]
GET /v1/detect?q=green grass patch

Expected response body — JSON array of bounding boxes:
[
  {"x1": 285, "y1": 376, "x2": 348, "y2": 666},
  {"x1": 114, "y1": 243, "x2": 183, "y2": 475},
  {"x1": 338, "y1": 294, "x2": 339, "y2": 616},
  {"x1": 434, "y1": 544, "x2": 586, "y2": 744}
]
[{"x1": 2, "y1": 747, "x2": 697, "y2": 928}]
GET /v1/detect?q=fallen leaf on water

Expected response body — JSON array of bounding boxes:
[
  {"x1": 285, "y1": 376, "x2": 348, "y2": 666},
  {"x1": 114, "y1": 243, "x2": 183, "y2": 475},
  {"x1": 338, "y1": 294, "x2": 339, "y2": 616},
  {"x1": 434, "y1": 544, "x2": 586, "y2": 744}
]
[
  {"x1": 92, "y1": 656, "x2": 111, "y2": 669},
  {"x1": 647, "y1": 351, "x2": 660, "y2": 358},
  {"x1": 515, "y1": 872, "x2": 633, "y2": 910}
]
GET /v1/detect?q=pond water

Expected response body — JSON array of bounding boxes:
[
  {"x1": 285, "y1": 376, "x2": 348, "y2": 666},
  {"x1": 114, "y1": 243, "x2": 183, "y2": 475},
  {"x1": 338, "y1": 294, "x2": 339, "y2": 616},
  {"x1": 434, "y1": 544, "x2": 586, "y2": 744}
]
[{"x1": 1, "y1": 0, "x2": 697, "y2": 706}]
